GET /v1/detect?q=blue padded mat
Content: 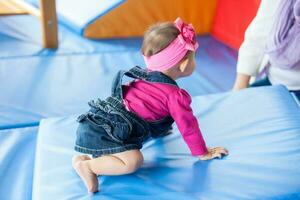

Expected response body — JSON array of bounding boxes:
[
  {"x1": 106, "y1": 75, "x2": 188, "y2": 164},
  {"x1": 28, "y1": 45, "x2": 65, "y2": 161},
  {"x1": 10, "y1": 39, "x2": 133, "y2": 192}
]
[
  {"x1": 0, "y1": 104, "x2": 41, "y2": 130},
  {"x1": 33, "y1": 86, "x2": 300, "y2": 200},
  {"x1": 0, "y1": 16, "x2": 236, "y2": 129},
  {"x1": 0, "y1": 126, "x2": 38, "y2": 200}
]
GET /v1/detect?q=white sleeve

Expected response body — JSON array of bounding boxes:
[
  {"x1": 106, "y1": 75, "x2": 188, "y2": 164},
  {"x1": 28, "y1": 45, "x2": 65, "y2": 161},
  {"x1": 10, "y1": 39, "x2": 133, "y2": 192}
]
[{"x1": 237, "y1": 0, "x2": 281, "y2": 76}]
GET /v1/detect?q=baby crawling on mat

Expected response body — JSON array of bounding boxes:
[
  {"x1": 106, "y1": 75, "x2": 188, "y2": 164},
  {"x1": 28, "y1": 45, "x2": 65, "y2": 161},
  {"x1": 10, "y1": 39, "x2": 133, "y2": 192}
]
[{"x1": 72, "y1": 18, "x2": 228, "y2": 193}]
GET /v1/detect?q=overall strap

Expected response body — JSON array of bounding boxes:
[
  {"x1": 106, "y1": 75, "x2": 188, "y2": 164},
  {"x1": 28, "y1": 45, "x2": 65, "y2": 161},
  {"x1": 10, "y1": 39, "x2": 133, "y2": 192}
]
[
  {"x1": 111, "y1": 66, "x2": 148, "y2": 100},
  {"x1": 146, "y1": 71, "x2": 178, "y2": 87},
  {"x1": 111, "y1": 66, "x2": 178, "y2": 100}
]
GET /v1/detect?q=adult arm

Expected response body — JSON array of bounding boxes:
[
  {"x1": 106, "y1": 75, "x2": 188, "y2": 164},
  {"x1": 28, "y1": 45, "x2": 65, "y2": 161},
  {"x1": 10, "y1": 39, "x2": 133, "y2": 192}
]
[{"x1": 233, "y1": 0, "x2": 281, "y2": 90}]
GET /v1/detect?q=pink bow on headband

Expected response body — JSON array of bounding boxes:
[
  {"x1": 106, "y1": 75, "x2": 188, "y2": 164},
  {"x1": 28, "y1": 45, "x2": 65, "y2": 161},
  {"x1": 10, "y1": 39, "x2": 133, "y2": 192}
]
[
  {"x1": 174, "y1": 18, "x2": 199, "y2": 51},
  {"x1": 144, "y1": 17, "x2": 199, "y2": 72}
]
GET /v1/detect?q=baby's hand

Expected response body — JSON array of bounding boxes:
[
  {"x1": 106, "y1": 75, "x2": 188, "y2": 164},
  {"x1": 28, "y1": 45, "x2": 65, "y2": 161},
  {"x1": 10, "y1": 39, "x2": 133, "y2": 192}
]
[{"x1": 198, "y1": 147, "x2": 228, "y2": 161}]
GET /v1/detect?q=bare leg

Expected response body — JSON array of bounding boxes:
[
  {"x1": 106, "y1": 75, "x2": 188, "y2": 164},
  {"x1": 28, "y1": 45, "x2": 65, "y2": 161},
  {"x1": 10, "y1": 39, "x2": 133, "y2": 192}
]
[
  {"x1": 72, "y1": 155, "x2": 98, "y2": 193},
  {"x1": 87, "y1": 150, "x2": 143, "y2": 175},
  {"x1": 72, "y1": 150, "x2": 143, "y2": 193}
]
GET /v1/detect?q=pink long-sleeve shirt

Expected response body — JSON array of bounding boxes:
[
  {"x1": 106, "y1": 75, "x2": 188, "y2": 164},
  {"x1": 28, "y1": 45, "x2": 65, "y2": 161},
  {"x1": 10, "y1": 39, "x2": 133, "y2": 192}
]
[{"x1": 123, "y1": 80, "x2": 208, "y2": 156}]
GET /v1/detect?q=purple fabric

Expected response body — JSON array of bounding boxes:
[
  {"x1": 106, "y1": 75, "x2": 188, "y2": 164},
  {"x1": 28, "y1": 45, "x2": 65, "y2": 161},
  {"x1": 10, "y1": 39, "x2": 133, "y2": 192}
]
[{"x1": 266, "y1": 0, "x2": 300, "y2": 69}]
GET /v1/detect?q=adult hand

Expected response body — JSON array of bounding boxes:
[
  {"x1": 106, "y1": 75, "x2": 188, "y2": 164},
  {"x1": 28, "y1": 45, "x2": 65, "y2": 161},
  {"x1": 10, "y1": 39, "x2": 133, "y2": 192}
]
[{"x1": 233, "y1": 73, "x2": 251, "y2": 91}]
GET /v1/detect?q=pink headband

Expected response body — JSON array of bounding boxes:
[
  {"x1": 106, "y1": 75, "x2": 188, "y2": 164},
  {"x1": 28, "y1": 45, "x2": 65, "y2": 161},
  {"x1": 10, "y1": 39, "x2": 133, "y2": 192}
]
[{"x1": 143, "y1": 17, "x2": 199, "y2": 71}]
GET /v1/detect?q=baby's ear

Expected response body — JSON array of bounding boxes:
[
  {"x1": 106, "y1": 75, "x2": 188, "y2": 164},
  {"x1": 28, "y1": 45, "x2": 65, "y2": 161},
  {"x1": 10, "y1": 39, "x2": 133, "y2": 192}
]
[{"x1": 179, "y1": 58, "x2": 189, "y2": 72}]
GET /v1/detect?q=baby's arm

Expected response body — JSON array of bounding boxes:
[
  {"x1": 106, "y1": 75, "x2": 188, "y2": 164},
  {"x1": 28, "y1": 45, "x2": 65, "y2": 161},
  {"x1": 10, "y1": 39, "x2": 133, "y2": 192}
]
[{"x1": 168, "y1": 89, "x2": 229, "y2": 160}]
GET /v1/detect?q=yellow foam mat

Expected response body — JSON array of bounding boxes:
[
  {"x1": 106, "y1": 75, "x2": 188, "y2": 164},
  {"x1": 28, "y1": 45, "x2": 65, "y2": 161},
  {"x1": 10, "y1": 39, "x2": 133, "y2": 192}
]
[{"x1": 84, "y1": 0, "x2": 217, "y2": 38}]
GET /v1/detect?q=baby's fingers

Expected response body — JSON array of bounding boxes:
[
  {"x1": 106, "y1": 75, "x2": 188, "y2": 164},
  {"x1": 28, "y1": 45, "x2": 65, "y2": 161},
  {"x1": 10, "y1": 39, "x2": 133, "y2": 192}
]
[
  {"x1": 215, "y1": 147, "x2": 229, "y2": 155},
  {"x1": 212, "y1": 152, "x2": 223, "y2": 159},
  {"x1": 219, "y1": 148, "x2": 229, "y2": 155},
  {"x1": 213, "y1": 149, "x2": 228, "y2": 159}
]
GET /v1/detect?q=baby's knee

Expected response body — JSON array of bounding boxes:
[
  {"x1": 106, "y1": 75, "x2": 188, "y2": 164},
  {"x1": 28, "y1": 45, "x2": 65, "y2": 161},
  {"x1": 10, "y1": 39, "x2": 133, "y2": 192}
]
[{"x1": 124, "y1": 153, "x2": 143, "y2": 173}]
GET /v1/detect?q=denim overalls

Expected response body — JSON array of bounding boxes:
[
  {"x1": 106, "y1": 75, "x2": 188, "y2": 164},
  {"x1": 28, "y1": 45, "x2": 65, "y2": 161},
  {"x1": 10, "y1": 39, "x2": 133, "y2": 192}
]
[{"x1": 75, "y1": 66, "x2": 178, "y2": 157}]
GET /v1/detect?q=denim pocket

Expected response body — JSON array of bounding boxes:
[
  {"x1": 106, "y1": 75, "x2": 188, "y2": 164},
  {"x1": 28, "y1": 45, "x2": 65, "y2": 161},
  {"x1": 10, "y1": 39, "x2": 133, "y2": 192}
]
[
  {"x1": 111, "y1": 121, "x2": 131, "y2": 142},
  {"x1": 109, "y1": 111, "x2": 133, "y2": 142},
  {"x1": 85, "y1": 112, "x2": 133, "y2": 144},
  {"x1": 81, "y1": 114, "x2": 121, "y2": 144}
]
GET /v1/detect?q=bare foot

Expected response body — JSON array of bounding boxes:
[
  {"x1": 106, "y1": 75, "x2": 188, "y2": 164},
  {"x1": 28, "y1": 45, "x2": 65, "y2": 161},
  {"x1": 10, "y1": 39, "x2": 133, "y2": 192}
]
[{"x1": 72, "y1": 155, "x2": 99, "y2": 193}]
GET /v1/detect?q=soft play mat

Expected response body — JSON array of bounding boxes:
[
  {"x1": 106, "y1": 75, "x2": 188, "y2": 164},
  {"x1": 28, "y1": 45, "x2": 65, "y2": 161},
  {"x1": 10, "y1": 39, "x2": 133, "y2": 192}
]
[{"x1": 32, "y1": 86, "x2": 300, "y2": 199}]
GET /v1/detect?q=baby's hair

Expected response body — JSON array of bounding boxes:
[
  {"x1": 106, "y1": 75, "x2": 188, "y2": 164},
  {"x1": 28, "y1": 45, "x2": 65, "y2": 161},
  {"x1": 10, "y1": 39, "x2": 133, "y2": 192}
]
[{"x1": 141, "y1": 22, "x2": 180, "y2": 57}]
